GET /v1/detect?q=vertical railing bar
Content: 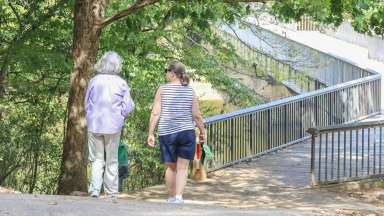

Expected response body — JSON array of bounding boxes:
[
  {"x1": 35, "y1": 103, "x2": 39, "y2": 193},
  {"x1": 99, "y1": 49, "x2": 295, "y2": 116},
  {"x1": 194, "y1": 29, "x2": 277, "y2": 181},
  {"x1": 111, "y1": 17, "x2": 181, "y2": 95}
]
[
  {"x1": 240, "y1": 116, "x2": 244, "y2": 159},
  {"x1": 249, "y1": 114, "x2": 253, "y2": 156},
  {"x1": 343, "y1": 130, "x2": 346, "y2": 178},
  {"x1": 231, "y1": 118, "x2": 234, "y2": 162},
  {"x1": 318, "y1": 133, "x2": 322, "y2": 183},
  {"x1": 226, "y1": 119, "x2": 230, "y2": 165},
  {"x1": 349, "y1": 129, "x2": 353, "y2": 178},
  {"x1": 356, "y1": 128, "x2": 359, "y2": 177},
  {"x1": 379, "y1": 126, "x2": 383, "y2": 174},
  {"x1": 237, "y1": 116, "x2": 240, "y2": 160},
  {"x1": 261, "y1": 111, "x2": 264, "y2": 153},
  {"x1": 255, "y1": 112, "x2": 258, "y2": 154},
  {"x1": 275, "y1": 107, "x2": 278, "y2": 148},
  {"x1": 234, "y1": 117, "x2": 237, "y2": 161},
  {"x1": 331, "y1": 131, "x2": 335, "y2": 179},
  {"x1": 219, "y1": 120, "x2": 222, "y2": 165},
  {"x1": 337, "y1": 131, "x2": 341, "y2": 180},
  {"x1": 325, "y1": 132, "x2": 328, "y2": 181},
  {"x1": 246, "y1": 114, "x2": 249, "y2": 157},
  {"x1": 374, "y1": 127, "x2": 376, "y2": 175},
  {"x1": 268, "y1": 109, "x2": 272, "y2": 150},
  {"x1": 214, "y1": 122, "x2": 218, "y2": 166},
  {"x1": 368, "y1": 127, "x2": 370, "y2": 175},
  {"x1": 362, "y1": 128, "x2": 365, "y2": 176},
  {"x1": 255, "y1": 112, "x2": 258, "y2": 155},
  {"x1": 289, "y1": 103, "x2": 292, "y2": 143},
  {"x1": 311, "y1": 131, "x2": 316, "y2": 185},
  {"x1": 284, "y1": 104, "x2": 287, "y2": 145},
  {"x1": 224, "y1": 120, "x2": 227, "y2": 165},
  {"x1": 226, "y1": 120, "x2": 228, "y2": 164}
]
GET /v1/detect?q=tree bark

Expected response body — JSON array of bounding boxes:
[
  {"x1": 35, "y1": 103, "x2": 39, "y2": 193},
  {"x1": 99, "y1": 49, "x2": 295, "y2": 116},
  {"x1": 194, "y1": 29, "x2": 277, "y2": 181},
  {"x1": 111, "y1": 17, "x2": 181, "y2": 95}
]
[{"x1": 58, "y1": 0, "x2": 107, "y2": 195}]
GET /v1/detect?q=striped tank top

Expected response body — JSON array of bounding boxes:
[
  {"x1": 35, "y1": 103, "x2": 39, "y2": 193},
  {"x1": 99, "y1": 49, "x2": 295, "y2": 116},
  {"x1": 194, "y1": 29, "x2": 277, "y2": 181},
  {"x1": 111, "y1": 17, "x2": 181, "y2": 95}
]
[{"x1": 158, "y1": 84, "x2": 195, "y2": 136}]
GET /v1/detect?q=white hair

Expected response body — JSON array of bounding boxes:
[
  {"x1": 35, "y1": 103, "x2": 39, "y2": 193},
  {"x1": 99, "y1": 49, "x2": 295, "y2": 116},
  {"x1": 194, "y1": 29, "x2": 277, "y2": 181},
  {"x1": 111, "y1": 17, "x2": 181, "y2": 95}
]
[{"x1": 94, "y1": 51, "x2": 123, "y2": 74}]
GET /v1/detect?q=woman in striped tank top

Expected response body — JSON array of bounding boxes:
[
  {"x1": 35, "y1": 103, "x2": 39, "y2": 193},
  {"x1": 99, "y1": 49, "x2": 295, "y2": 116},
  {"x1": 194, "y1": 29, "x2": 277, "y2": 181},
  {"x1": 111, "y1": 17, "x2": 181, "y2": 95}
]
[{"x1": 147, "y1": 61, "x2": 205, "y2": 204}]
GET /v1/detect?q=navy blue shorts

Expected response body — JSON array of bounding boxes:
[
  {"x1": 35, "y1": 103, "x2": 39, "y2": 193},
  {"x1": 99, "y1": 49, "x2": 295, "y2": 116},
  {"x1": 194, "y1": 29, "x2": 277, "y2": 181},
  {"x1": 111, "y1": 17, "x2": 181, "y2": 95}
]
[{"x1": 158, "y1": 130, "x2": 196, "y2": 163}]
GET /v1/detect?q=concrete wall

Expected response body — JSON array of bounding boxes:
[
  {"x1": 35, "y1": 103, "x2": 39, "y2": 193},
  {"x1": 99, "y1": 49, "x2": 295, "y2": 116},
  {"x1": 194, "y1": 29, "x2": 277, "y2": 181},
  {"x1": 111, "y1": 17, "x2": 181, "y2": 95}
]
[
  {"x1": 368, "y1": 36, "x2": 384, "y2": 62},
  {"x1": 325, "y1": 22, "x2": 384, "y2": 62}
]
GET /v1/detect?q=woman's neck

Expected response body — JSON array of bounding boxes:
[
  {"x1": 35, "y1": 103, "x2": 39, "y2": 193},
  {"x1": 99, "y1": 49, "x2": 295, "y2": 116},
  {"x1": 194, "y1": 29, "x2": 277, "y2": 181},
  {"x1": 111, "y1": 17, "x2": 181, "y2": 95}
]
[{"x1": 168, "y1": 79, "x2": 181, "y2": 85}]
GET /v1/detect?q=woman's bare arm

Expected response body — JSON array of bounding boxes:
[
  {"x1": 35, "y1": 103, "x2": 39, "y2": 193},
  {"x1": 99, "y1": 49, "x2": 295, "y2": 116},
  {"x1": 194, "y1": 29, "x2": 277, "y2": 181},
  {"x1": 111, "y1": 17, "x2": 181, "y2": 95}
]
[{"x1": 148, "y1": 87, "x2": 162, "y2": 146}]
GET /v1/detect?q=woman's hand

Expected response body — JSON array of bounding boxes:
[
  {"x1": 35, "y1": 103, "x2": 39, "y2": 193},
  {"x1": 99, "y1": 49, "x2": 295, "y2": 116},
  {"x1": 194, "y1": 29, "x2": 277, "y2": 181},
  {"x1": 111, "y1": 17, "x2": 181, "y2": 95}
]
[
  {"x1": 198, "y1": 132, "x2": 205, "y2": 144},
  {"x1": 147, "y1": 134, "x2": 155, "y2": 147}
]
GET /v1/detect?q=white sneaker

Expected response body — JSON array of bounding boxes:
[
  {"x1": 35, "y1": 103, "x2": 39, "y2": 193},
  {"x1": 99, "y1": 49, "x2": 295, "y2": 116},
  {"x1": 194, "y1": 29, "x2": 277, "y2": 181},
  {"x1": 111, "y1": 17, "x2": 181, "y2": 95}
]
[
  {"x1": 167, "y1": 197, "x2": 176, "y2": 203},
  {"x1": 107, "y1": 194, "x2": 118, "y2": 203},
  {"x1": 169, "y1": 197, "x2": 184, "y2": 204},
  {"x1": 90, "y1": 191, "x2": 99, "y2": 198}
]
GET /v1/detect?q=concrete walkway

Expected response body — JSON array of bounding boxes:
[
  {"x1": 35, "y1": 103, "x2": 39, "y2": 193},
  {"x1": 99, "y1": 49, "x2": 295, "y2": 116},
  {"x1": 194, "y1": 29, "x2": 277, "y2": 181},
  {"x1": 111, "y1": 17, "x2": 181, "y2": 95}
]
[
  {"x1": 122, "y1": 141, "x2": 383, "y2": 215},
  {"x1": 0, "y1": 193, "x2": 312, "y2": 216}
]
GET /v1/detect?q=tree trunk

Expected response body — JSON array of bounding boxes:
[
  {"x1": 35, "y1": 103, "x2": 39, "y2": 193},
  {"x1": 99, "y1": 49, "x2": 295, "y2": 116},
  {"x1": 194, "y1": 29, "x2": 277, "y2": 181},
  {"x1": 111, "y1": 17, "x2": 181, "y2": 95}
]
[{"x1": 58, "y1": 0, "x2": 107, "y2": 195}]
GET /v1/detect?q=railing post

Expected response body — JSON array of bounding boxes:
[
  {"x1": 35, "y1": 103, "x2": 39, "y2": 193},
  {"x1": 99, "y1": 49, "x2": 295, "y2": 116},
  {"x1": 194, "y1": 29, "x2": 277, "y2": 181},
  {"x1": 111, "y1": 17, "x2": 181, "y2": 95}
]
[
  {"x1": 314, "y1": 96, "x2": 319, "y2": 126},
  {"x1": 300, "y1": 101, "x2": 304, "y2": 138},
  {"x1": 231, "y1": 118, "x2": 235, "y2": 161},
  {"x1": 380, "y1": 76, "x2": 384, "y2": 113},
  {"x1": 267, "y1": 109, "x2": 272, "y2": 149},
  {"x1": 328, "y1": 93, "x2": 332, "y2": 125},
  {"x1": 249, "y1": 114, "x2": 253, "y2": 154},
  {"x1": 309, "y1": 129, "x2": 318, "y2": 186},
  {"x1": 284, "y1": 104, "x2": 288, "y2": 144}
]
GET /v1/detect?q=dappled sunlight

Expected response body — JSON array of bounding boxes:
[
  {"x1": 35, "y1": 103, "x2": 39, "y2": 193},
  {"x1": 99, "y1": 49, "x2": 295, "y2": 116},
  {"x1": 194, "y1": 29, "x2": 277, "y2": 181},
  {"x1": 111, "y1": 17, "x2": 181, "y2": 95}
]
[{"x1": 122, "y1": 141, "x2": 383, "y2": 214}]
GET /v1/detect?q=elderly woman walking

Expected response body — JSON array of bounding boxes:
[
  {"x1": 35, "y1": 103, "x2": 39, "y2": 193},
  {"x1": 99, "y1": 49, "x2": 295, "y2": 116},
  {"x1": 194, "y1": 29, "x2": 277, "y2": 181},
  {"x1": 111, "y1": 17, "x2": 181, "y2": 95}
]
[
  {"x1": 147, "y1": 60, "x2": 205, "y2": 204},
  {"x1": 85, "y1": 51, "x2": 134, "y2": 198}
]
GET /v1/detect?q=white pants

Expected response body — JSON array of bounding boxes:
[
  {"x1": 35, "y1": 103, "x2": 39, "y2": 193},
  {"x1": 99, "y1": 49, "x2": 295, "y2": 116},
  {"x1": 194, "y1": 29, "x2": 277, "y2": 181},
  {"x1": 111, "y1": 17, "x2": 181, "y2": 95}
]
[{"x1": 88, "y1": 131, "x2": 121, "y2": 195}]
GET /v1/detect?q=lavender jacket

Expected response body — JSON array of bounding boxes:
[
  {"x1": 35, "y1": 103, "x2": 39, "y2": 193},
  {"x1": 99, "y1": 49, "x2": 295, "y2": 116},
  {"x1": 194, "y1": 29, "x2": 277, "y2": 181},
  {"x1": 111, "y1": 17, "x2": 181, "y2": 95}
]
[{"x1": 85, "y1": 74, "x2": 135, "y2": 134}]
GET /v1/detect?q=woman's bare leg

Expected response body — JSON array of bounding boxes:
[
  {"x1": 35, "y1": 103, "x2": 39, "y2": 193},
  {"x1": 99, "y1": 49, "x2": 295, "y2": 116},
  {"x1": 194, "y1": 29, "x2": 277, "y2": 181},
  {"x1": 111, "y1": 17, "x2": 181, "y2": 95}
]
[
  {"x1": 165, "y1": 163, "x2": 176, "y2": 197},
  {"x1": 175, "y1": 157, "x2": 189, "y2": 198}
]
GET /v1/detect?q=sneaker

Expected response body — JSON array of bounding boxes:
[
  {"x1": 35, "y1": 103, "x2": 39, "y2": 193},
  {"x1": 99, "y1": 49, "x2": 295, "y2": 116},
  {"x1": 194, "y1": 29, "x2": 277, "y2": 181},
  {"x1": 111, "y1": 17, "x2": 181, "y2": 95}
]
[
  {"x1": 167, "y1": 197, "x2": 176, "y2": 203},
  {"x1": 107, "y1": 194, "x2": 118, "y2": 203},
  {"x1": 169, "y1": 197, "x2": 184, "y2": 204},
  {"x1": 90, "y1": 191, "x2": 99, "y2": 198}
]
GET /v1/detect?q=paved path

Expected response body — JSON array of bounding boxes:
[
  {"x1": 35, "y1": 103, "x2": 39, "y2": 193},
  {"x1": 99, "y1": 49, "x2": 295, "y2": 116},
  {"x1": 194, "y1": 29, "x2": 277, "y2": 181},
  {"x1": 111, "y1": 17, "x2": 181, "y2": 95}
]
[
  {"x1": 0, "y1": 194, "x2": 311, "y2": 216},
  {"x1": 123, "y1": 140, "x2": 383, "y2": 215}
]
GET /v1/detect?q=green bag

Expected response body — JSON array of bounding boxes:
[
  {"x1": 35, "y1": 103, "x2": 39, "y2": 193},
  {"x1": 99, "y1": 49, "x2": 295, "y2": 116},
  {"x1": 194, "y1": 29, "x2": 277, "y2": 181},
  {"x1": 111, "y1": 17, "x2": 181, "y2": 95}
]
[
  {"x1": 201, "y1": 144, "x2": 213, "y2": 165},
  {"x1": 118, "y1": 141, "x2": 129, "y2": 167}
]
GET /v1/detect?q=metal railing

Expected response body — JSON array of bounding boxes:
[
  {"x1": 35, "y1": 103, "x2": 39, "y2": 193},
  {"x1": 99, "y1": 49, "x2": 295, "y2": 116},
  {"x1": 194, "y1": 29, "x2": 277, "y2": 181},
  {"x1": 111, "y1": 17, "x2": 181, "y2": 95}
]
[
  {"x1": 296, "y1": 16, "x2": 320, "y2": 31},
  {"x1": 250, "y1": 24, "x2": 374, "y2": 86},
  {"x1": 217, "y1": 29, "x2": 327, "y2": 93},
  {"x1": 204, "y1": 23, "x2": 381, "y2": 175},
  {"x1": 204, "y1": 74, "x2": 381, "y2": 171},
  {"x1": 308, "y1": 120, "x2": 384, "y2": 186},
  {"x1": 217, "y1": 24, "x2": 374, "y2": 93}
]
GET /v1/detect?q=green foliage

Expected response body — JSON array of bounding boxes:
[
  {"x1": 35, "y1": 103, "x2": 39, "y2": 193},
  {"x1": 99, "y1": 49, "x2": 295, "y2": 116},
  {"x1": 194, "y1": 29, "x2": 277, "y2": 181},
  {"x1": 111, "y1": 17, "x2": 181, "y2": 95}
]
[
  {"x1": 0, "y1": 0, "x2": 72, "y2": 193},
  {"x1": 0, "y1": 0, "x2": 260, "y2": 193},
  {"x1": 351, "y1": 0, "x2": 384, "y2": 35},
  {"x1": 271, "y1": 0, "x2": 384, "y2": 36},
  {"x1": 7, "y1": 0, "x2": 378, "y2": 194}
]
